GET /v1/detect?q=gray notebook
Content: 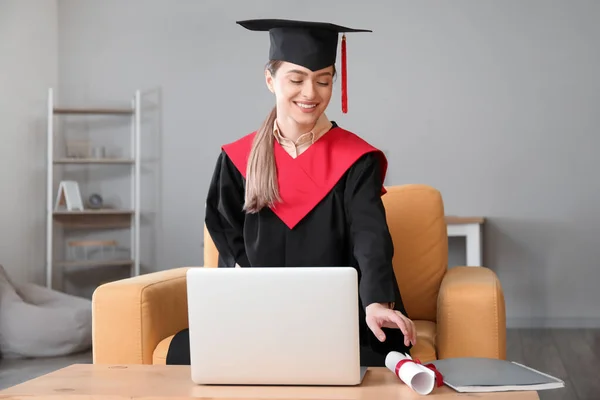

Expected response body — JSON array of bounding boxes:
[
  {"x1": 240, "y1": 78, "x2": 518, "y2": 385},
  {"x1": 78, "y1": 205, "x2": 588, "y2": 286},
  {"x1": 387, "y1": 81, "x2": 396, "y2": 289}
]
[{"x1": 429, "y1": 357, "x2": 565, "y2": 393}]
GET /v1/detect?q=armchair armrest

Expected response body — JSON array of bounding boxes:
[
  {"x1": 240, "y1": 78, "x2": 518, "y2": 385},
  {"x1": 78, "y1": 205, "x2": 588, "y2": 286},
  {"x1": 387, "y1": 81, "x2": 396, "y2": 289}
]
[
  {"x1": 92, "y1": 267, "x2": 190, "y2": 364},
  {"x1": 436, "y1": 266, "x2": 506, "y2": 360}
]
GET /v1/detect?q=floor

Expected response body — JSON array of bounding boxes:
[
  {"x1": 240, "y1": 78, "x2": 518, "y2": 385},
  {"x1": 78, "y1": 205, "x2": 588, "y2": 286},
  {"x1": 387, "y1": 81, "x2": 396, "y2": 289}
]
[
  {"x1": 0, "y1": 329, "x2": 598, "y2": 399},
  {"x1": 506, "y1": 328, "x2": 600, "y2": 400},
  {"x1": 0, "y1": 349, "x2": 92, "y2": 390}
]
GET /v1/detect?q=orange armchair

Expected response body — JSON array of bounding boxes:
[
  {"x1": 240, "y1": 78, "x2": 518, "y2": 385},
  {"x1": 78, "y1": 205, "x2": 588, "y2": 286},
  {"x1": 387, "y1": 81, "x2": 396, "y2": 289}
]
[{"x1": 92, "y1": 184, "x2": 506, "y2": 365}]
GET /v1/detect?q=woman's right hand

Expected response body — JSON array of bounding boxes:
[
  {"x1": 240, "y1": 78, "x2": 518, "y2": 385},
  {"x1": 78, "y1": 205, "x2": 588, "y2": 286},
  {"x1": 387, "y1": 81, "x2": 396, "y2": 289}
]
[{"x1": 365, "y1": 303, "x2": 417, "y2": 347}]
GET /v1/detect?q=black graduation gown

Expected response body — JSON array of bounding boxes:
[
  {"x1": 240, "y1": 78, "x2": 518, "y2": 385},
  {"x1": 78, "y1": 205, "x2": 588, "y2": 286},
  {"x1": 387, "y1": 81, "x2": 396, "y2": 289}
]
[{"x1": 166, "y1": 123, "x2": 412, "y2": 366}]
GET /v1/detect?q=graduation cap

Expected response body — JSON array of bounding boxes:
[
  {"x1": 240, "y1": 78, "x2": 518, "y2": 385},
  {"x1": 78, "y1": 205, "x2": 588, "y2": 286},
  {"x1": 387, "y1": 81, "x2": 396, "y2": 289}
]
[{"x1": 236, "y1": 18, "x2": 372, "y2": 113}]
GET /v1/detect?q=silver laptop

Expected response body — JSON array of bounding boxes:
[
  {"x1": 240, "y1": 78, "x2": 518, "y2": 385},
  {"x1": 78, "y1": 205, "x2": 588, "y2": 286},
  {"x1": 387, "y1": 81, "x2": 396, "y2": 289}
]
[{"x1": 186, "y1": 266, "x2": 367, "y2": 386}]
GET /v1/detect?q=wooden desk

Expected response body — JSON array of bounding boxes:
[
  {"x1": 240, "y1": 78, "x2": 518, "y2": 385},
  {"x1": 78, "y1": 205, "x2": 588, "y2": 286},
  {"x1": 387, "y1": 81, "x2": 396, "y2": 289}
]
[
  {"x1": 0, "y1": 364, "x2": 539, "y2": 399},
  {"x1": 445, "y1": 216, "x2": 485, "y2": 266}
]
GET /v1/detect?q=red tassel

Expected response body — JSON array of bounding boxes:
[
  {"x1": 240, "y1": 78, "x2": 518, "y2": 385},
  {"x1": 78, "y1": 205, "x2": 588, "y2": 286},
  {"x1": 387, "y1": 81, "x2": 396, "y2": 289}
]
[{"x1": 341, "y1": 34, "x2": 347, "y2": 113}]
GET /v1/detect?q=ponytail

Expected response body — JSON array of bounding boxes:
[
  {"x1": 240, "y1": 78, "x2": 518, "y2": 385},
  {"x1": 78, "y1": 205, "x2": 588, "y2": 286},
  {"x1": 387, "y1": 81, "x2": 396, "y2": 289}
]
[{"x1": 243, "y1": 106, "x2": 279, "y2": 213}]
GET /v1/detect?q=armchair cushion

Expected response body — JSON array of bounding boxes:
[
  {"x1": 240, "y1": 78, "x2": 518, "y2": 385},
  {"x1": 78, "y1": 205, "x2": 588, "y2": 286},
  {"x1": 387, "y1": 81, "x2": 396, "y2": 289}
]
[
  {"x1": 382, "y1": 185, "x2": 448, "y2": 322},
  {"x1": 410, "y1": 320, "x2": 437, "y2": 362},
  {"x1": 153, "y1": 334, "x2": 174, "y2": 365}
]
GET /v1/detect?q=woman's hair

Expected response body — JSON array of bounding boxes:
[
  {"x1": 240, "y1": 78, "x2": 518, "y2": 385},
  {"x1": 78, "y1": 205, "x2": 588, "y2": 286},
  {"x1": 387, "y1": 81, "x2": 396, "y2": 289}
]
[
  {"x1": 243, "y1": 60, "x2": 337, "y2": 213},
  {"x1": 243, "y1": 60, "x2": 284, "y2": 213}
]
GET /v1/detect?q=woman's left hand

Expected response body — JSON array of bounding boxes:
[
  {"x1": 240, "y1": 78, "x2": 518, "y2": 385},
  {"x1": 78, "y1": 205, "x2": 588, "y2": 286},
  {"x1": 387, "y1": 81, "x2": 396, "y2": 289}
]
[{"x1": 365, "y1": 303, "x2": 417, "y2": 347}]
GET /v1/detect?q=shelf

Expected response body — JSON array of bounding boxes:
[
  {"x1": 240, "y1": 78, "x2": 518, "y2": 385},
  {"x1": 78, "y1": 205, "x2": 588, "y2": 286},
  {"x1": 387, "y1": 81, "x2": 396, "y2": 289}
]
[
  {"x1": 53, "y1": 107, "x2": 133, "y2": 115},
  {"x1": 54, "y1": 158, "x2": 134, "y2": 164},
  {"x1": 57, "y1": 259, "x2": 134, "y2": 272},
  {"x1": 53, "y1": 209, "x2": 133, "y2": 215},
  {"x1": 53, "y1": 209, "x2": 133, "y2": 229},
  {"x1": 46, "y1": 88, "x2": 143, "y2": 289}
]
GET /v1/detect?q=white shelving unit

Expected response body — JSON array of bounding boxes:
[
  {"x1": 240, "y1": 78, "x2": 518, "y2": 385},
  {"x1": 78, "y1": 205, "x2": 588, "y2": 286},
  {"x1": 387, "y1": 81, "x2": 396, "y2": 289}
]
[{"x1": 46, "y1": 88, "x2": 142, "y2": 289}]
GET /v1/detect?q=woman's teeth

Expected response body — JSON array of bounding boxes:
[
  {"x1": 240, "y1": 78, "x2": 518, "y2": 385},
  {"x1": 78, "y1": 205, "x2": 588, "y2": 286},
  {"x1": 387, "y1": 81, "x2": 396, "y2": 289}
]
[{"x1": 296, "y1": 102, "x2": 316, "y2": 109}]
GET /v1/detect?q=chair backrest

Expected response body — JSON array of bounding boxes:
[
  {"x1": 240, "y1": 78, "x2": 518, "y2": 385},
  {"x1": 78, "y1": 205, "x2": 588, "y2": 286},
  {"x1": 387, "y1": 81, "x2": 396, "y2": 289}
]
[
  {"x1": 381, "y1": 184, "x2": 447, "y2": 322},
  {"x1": 203, "y1": 184, "x2": 448, "y2": 322}
]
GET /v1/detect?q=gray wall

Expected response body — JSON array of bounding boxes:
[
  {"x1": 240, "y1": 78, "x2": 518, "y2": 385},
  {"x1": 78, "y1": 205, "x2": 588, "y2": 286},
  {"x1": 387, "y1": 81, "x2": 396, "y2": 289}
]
[
  {"x1": 0, "y1": 0, "x2": 58, "y2": 284},
  {"x1": 14, "y1": 0, "x2": 600, "y2": 327}
]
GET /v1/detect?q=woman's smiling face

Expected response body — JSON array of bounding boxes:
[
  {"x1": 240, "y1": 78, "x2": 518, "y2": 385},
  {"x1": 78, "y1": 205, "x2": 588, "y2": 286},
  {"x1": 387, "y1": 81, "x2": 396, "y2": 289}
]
[{"x1": 266, "y1": 61, "x2": 334, "y2": 131}]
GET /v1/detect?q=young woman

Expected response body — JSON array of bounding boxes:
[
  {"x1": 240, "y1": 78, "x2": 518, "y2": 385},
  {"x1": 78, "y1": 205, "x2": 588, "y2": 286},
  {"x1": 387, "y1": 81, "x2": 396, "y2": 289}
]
[{"x1": 166, "y1": 18, "x2": 416, "y2": 367}]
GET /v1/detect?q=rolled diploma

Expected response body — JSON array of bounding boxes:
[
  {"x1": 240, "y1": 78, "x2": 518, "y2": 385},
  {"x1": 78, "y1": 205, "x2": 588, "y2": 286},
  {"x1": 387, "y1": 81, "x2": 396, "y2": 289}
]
[{"x1": 385, "y1": 351, "x2": 436, "y2": 395}]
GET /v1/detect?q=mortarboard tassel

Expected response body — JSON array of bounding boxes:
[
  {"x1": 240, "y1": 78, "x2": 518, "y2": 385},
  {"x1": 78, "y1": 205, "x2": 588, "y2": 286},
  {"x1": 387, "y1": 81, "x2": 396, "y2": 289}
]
[{"x1": 341, "y1": 34, "x2": 347, "y2": 113}]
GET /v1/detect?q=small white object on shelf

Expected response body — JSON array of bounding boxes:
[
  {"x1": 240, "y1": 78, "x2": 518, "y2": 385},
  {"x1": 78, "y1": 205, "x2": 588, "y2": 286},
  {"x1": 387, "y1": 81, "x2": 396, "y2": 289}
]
[{"x1": 54, "y1": 181, "x2": 84, "y2": 211}]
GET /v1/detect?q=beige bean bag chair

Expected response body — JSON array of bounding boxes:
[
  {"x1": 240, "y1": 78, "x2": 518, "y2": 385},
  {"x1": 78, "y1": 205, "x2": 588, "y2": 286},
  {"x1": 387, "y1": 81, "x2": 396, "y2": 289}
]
[{"x1": 0, "y1": 265, "x2": 92, "y2": 358}]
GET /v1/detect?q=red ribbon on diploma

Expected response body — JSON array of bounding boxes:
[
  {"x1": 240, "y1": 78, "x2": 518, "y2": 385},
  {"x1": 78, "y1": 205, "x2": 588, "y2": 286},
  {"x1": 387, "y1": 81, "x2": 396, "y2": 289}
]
[{"x1": 395, "y1": 358, "x2": 444, "y2": 388}]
